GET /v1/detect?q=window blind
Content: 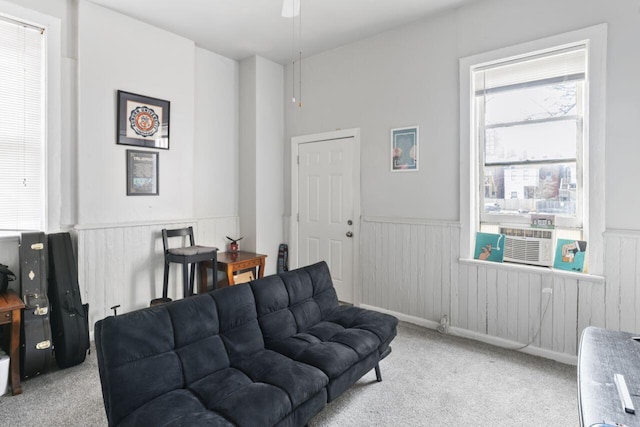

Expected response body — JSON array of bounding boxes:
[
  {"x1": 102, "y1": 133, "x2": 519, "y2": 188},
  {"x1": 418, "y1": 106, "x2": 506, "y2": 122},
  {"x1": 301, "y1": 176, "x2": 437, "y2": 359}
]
[
  {"x1": 474, "y1": 45, "x2": 587, "y2": 93},
  {"x1": 0, "y1": 17, "x2": 45, "y2": 231}
]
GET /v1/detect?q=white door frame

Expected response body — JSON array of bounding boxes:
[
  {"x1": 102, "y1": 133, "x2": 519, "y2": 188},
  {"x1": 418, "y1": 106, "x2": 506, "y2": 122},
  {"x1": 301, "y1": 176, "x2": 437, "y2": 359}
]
[{"x1": 290, "y1": 128, "x2": 361, "y2": 305}]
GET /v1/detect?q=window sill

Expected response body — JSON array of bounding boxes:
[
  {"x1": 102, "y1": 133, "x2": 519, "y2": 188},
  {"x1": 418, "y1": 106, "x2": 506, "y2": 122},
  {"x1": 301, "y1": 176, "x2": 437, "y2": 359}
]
[{"x1": 459, "y1": 258, "x2": 605, "y2": 283}]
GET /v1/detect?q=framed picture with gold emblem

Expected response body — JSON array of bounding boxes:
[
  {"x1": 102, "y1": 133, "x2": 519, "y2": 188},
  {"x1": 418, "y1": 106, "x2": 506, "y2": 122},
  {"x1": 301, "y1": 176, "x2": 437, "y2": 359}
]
[{"x1": 117, "y1": 90, "x2": 170, "y2": 149}]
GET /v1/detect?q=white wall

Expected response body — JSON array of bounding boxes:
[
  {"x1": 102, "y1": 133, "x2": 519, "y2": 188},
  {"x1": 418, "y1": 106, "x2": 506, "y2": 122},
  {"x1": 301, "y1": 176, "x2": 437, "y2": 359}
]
[
  {"x1": 74, "y1": 2, "x2": 241, "y2": 322},
  {"x1": 239, "y1": 57, "x2": 258, "y2": 252},
  {"x1": 7, "y1": 0, "x2": 639, "y2": 358},
  {"x1": 285, "y1": 12, "x2": 460, "y2": 220},
  {"x1": 77, "y1": 1, "x2": 195, "y2": 225},
  {"x1": 255, "y1": 57, "x2": 284, "y2": 273},
  {"x1": 239, "y1": 56, "x2": 284, "y2": 274},
  {"x1": 285, "y1": 0, "x2": 640, "y2": 230},
  {"x1": 0, "y1": 1, "x2": 242, "y2": 328},
  {"x1": 284, "y1": 0, "x2": 640, "y2": 358},
  {"x1": 194, "y1": 47, "x2": 239, "y2": 219}
]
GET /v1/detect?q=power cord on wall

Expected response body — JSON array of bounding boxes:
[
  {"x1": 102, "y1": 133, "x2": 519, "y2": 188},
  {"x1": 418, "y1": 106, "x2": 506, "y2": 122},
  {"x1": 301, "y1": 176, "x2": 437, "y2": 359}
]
[
  {"x1": 509, "y1": 290, "x2": 553, "y2": 351},
  {"x1": 435, "y1": 288, "x2": 552, "y2": 351}
]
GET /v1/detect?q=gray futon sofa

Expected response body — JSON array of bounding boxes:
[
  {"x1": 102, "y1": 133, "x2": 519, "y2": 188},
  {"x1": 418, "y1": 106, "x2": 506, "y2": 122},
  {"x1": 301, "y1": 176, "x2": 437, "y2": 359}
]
[{"x1": 95, "y1": 261, "x2": 398, "y2": 426}]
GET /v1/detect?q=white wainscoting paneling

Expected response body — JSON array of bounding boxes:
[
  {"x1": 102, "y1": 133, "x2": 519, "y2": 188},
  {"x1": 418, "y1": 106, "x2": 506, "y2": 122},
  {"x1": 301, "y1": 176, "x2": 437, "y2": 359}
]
[
  {"x1": 359, "y1": 216, "x2": 613, "y2": 359},
  {"x1": 360, "y1": 217, "x2": 459, "y2": 323},
  {"x1": 604, "y1": 229, "x2": 640, "y2": 334},
  {"x1": 457, "y1": 261, "x2": 604, "y2": 357},
  {"x1": 76, "y1": 216, "x2": 238, "y2": 333}
]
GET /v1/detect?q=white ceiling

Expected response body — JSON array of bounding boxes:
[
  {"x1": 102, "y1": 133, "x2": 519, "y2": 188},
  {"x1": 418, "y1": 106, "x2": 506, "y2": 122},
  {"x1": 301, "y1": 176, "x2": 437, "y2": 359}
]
[{"x1": 88, "y1": 0, "x2": 480, "y2": 64}]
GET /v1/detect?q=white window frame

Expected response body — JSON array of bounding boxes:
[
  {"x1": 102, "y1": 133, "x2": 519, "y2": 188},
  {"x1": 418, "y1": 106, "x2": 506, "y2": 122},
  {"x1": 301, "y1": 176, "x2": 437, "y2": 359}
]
[
  {"x1": 0, "y1": 1, "x2": 62, "y2": 234},
  {"x1": 460, "y1": 25, "x2": 607, "y2": 275},
  {"x1": 476, "y1": 45, "x2": 586, "y2": 229}
]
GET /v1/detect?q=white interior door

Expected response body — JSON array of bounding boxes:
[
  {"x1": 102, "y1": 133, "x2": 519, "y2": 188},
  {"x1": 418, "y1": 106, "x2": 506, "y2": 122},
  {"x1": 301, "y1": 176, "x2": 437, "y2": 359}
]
[{"x1": 297, "y1": 137, "x2": 355, "y2": 303}]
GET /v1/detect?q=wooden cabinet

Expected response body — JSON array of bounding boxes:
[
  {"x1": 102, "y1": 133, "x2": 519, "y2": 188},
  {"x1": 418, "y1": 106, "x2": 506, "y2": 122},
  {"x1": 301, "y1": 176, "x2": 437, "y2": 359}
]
[{"x1": 0, "y1": 291, "x2": 25, "y2": 395}]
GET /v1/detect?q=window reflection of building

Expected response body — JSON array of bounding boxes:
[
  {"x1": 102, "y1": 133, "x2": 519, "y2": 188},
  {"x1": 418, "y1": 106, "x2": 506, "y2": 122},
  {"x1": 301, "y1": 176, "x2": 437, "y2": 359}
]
[{"x1": 484, "y1": 163, "x2": 576, "y2": 215}]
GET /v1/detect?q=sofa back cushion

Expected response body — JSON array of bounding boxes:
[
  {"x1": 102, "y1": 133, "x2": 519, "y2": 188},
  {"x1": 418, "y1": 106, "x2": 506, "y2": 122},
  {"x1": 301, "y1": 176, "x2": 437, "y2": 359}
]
[
  {"x1": 252, "y1": 261, "x2": 338, "y2": 343},
  {"x1": 212, "y1": 283, "x2": 265, "y2": 361},
  {"x1": 96, "y1": 285, "x2": 265, "y2": 426},
  {"x1": 96, "y1": 306, "x2": 185, "y2": 426},
  {"x1": 168, "y1": 294, "x2": 231, "y2": 385}
]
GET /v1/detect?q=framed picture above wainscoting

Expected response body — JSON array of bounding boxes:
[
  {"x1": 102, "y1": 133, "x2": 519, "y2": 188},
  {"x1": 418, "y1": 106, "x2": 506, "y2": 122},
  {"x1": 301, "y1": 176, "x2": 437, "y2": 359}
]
[
  {"x1": 117, "y1": 90, "x2": 170, "y2": 149},
  {"x1": 126, "y1": 149, "x2": 159, "y2": 196},
  {"x1": 391, "y1": 126, "x2": 418, "y2": 172}
]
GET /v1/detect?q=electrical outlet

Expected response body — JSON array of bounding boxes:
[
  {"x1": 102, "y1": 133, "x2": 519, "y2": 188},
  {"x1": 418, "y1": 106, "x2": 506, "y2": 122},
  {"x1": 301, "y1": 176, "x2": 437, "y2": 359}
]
[
  {"x1": 437, "y1": 315, "x2": 449, "y2": 334},
  {"x1": 542, "y1": 288, "x2": 553, "y2": 294}
]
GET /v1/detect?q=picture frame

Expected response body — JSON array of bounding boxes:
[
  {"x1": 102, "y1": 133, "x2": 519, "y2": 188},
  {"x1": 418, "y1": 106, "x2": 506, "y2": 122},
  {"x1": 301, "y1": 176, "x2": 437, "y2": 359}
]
[
  {"x1": 553, "y1": 239, "x2": 587, "y2": 272},
  {"x1": 391, "y1": 126, "x2": 419, "y2": 171},
  {"x1": 117, "y1": 90, "x2": 170, "y2": 149},
  {"x1": 474, "y1": 232, "x2": 505, "y2": 263},
  {"x1": 126, "y1": 149, "x2": 159, "y2": 196}
]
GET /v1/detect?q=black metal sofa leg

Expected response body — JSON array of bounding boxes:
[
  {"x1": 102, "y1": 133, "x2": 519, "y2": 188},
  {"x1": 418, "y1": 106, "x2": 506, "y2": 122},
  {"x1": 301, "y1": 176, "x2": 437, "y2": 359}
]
[{"x1": 375, "y1": 364, "x2": 382, "y2": 382}]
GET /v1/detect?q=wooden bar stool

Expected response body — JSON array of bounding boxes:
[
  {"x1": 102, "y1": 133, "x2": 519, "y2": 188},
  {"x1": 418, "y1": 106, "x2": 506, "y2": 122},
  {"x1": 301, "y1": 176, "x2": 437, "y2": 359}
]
[{"x1": 162, "y1": 227, "x2": 217, "y2": 299}]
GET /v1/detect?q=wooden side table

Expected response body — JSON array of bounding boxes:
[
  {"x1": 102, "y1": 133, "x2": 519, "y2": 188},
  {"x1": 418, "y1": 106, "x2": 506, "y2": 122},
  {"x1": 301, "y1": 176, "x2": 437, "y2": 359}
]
[
  {"x1": 199, "y1": 252, "x2": 267, "y2": 289},
  {"x1": 0, "y1": 290, "x2": 25, "y2": 395}
]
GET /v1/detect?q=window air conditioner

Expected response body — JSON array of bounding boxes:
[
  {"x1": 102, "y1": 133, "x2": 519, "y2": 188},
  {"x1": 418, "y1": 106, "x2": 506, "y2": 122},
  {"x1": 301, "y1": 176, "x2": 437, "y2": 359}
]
[{"x1": 499, "y1": 225, "x2": 555, "y2": 267}]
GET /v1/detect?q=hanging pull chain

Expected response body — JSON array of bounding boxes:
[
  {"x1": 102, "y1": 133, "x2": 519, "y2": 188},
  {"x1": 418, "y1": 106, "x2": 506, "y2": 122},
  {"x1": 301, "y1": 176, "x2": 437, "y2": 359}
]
[
  {"x1": 291, "y1": 0, "x2": 296, "y2": 103},
  {"x1": 298, "y1": 0, "x2": 303, "y2": 108}
]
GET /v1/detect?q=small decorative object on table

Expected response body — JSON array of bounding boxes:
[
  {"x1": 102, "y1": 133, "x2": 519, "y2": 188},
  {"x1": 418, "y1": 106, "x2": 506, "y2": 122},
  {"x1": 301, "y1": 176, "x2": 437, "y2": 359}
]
[
  {"x1": 226, "y1": 236, "x2": 243, "y2": 253},
  {"x1": 0, "y1": 264, "x2": 16, "y2": 294}
]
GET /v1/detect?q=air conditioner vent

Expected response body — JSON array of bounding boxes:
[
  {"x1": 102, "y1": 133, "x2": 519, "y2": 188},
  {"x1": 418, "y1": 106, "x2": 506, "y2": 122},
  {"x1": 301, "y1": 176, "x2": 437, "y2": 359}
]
[
  {"x1": 505, "y1": 238, "x2": 539, "y2": 262},
  {"x1": 499, "y1": 225, "x2": 554, "y2": 267}
]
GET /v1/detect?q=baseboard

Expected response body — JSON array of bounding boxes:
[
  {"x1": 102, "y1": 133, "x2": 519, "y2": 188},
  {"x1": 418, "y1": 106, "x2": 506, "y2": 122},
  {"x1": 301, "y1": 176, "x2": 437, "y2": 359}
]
[
  {"x1": 359, "y1": 304, "x2": 441, "y2": 329},
  {"x1": 358, "y1": 303, "x2": 577, "y2": 366}
]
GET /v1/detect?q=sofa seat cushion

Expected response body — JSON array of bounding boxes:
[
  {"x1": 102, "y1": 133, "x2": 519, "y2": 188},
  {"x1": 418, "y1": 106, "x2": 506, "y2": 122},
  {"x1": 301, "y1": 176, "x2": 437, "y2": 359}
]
[
  {"x1": 189, "y1": 350, "x2": 328, "y2": 427},
  {"x1": 234, "y1": 349, "x2": 329, "y2": 407},
  {"x1": 118, "y1": 389, "x2": 233, "y2": 427},
  {"x1": 325, "y1": 305, "x2": 399, "y2": 353},
  {"x1": 190, "y1": 367, "x2": 290, "y2": 426},
  {"x1": 267, "y1": 320, "x2": 381, "y2": 379}
]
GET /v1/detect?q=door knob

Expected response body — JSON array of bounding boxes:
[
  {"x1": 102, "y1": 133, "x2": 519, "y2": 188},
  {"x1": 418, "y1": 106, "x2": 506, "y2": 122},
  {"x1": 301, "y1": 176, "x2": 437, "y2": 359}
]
[
  {"x1": 347, "y1": 220, "x2": 353, "y2": 225},
  {"x1": 346, "y1": 231, "x2": 353, "y2": 238}
]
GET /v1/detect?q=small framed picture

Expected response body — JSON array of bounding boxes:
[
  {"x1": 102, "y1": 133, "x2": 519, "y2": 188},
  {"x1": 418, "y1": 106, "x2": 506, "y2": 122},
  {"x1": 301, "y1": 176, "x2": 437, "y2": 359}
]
[
  {"x1": 391, "y1": 126, "x2": 418, "y2": 172},
  {"x1": 553, "y1": 239, "x2": 587, "y2": 272},
  {"x1": 474, "y1": 232, "x2": 505, "y2": 263},
  {"x1": 126, "y1": 150, "x2": 159, "y2": 196},
  {"x1": 117, "y1": 90, "x2": 170, "y2": 149}
]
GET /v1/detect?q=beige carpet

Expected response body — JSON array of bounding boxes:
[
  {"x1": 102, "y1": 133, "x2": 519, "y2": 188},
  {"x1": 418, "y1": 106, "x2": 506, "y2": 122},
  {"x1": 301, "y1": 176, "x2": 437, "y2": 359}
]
[
  {"x1": 310, "y1": 323, "x2": 577, "y2": 426},
  {"x1": 0, "y1": 322, "x2": 577, "y2": 426}
]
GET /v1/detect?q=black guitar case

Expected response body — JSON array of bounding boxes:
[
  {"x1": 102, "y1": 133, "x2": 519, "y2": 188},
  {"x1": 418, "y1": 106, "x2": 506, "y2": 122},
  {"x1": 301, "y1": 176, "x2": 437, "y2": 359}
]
[
  {"x1": 19, "y1": 232, "x2": 53, "y2": 379},
  {"x1": 47, "y1": 232, "x2": 90, "y2": 368}
]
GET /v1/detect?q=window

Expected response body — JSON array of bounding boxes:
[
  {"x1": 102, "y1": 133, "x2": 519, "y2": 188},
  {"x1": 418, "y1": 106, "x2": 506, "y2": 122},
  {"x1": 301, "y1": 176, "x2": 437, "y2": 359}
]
[
  {"x1": 0, "y1": 16, "x2": 45, "y2": 231},
  {"x1": 460, "y1": 25, "x2": 607, "y2": 275},
  {"x1": 475, "y1": 45, "x2": 586, "y2": 229}
]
